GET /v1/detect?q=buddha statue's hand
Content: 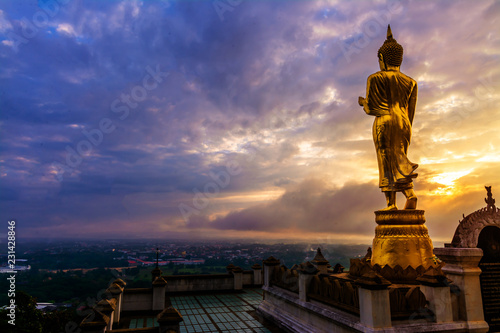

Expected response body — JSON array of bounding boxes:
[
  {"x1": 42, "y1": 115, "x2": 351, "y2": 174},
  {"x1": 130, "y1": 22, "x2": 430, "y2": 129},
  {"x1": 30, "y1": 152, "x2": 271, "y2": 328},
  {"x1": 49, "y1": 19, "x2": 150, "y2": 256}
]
[{"x1": 358, "y1": 96, "x2": 365, "y2": 106}]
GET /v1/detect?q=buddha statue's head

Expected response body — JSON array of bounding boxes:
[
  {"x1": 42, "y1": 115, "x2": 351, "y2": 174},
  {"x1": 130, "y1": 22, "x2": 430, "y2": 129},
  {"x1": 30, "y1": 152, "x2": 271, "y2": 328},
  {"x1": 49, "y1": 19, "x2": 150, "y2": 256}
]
[{"x1": 378, "y1": 25, "x2": 403, "y2": 68}]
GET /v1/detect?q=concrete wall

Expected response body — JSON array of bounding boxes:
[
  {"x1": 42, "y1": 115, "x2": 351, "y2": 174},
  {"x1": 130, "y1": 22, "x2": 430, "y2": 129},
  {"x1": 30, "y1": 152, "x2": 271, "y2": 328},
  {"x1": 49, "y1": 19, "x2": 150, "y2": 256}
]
[
  {"x1": 242, "y1": 270, "x2": 254, "y2": 286},
  {"x1": 122, "y1": 288, "x2": 153, "y2": 312},
  {"x1": 258, "y1": 286, "x2": 359, "y2": 333},
  {"x1": 120, "y1": 272, "x2": 263, "y2": 312},
  {"x1": 164, "y1": 274, "x2": 234, "y2": 292}
]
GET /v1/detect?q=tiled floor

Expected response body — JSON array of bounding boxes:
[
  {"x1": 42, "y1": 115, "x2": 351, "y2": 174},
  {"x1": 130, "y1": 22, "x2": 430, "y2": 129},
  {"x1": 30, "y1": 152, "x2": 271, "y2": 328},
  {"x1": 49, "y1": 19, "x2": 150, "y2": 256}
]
[
  {"x1": 129, "y1": 317, "x2": 158, "y2": 329},
  {"x1": 172, "y1": 288, "x2": 272, "y2": 333},
  {"x1": 127, "y1": 288, "x2": 275, "y2": 333}
]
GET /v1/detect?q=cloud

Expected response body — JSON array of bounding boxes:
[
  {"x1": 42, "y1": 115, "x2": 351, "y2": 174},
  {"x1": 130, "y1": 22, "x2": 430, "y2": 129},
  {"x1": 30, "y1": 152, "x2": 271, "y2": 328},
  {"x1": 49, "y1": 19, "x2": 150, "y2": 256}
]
[
  {"x1": 187, "y1": 179, "x2": 383, "y2": 236},
  {"x1": 0, "y1": 0, "x2": 498, "y2": 240},
  {"x1": 0, "y1": 9, "x2": 12, "y2": 33}
]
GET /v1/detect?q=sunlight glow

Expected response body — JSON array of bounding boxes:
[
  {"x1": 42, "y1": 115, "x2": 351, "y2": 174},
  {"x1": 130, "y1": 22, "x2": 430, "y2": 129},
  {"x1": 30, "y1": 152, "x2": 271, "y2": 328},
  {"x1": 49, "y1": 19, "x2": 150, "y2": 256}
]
[
  {"x1": 213, "y1": 190, "x2": 285, "y2": 204},
  {"x1": 297, "y1": 141, "x2": 324, "y2": 159},
  {"x1": 476, "y1": 154, "x2": 500, "y2": 163},
  {"x1": 430, "y1": 169, "x2": 473, "y2": 186},
  {"x1": 426, "y1": 169, "x2": 474, "y2": 197}
]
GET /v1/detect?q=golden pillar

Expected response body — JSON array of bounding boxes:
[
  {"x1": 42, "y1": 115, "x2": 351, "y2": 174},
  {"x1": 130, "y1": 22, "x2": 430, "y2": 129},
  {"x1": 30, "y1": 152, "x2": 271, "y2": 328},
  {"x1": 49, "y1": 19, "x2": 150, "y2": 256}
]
[{"x1": 371, "y1": 210, "x2": 437, "y2": 269}]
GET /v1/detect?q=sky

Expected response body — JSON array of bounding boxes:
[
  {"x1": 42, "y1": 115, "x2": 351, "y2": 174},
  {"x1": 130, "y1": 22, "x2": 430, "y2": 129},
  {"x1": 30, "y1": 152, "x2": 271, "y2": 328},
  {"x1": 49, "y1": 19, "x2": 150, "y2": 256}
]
[{"x1": 0, "y1": 0, "x2": 499, "y2": 244}]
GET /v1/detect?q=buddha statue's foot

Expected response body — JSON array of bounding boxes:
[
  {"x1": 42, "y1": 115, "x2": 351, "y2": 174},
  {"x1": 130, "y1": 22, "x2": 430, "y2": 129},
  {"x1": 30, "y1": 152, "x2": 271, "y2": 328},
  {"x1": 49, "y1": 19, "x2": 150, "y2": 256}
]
[
  {"x1": 404, "y1": 196, "x2": 417, "y2": 210},
  {"x1": 380, "y1": 204, "x2": 398, "y2": 211}
]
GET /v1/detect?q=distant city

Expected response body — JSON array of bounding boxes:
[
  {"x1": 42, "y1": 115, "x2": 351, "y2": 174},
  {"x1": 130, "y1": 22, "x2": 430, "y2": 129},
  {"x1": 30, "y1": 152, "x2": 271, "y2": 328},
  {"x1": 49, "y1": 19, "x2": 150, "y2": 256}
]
[
  {"x1": 1, "y1": 239, "x2": 370, "y2": 270},
  {"x1": 0, "y1": 239, "x2": 369, "y2": 307}
]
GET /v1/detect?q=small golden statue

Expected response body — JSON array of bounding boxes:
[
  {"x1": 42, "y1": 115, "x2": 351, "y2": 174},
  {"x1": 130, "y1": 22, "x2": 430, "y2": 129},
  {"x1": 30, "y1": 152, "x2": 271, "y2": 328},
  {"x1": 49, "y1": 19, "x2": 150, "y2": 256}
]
[{"x1": 358, "y1": 25, "x2": 418, "y2": 211}]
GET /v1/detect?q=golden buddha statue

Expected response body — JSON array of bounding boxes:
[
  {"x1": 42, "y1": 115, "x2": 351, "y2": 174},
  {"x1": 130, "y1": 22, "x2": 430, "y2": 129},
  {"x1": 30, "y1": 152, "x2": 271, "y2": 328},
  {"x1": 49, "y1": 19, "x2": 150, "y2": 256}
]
[{"x1": 358, "y1": 25, "x2": 418, "y2": 211}]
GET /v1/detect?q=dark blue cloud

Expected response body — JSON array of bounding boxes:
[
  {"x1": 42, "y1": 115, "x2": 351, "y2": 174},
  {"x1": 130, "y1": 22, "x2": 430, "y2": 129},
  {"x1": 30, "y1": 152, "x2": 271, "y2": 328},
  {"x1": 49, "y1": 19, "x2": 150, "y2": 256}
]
[{"x1": 0, "y1": 0, "x2": 498, "y2": 239}]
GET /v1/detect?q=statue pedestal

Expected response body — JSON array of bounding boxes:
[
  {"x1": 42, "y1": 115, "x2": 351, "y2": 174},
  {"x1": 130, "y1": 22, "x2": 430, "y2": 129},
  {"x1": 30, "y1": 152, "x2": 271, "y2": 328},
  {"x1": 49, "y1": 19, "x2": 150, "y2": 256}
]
[{"x1": 371, "y1": 210, "x2": 436, "y2": 269}]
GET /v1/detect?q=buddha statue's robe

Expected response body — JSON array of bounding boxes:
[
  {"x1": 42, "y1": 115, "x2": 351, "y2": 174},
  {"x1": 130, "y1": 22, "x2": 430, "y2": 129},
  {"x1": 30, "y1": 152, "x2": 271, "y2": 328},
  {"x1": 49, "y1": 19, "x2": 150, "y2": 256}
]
[{"x1": 362, "y1": 70, "x2": 418, "y2": 191}]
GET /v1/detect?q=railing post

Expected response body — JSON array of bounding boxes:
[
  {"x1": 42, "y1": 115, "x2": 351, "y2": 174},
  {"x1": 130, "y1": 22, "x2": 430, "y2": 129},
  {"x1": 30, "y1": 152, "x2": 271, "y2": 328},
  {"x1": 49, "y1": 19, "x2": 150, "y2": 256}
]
[
  {"x1": 263, "y1": 256, "x2": 280, "y2": 287},
  {"x1": 417, "y1": 267, "x2": 454, "y2": 323},
  {"x1": 356, "y1": 271, "x2": 392, "y2": 329},
  {"x1": 152, "y1": 276, "x2": 168, "y2": 311},
  {"x1": 158, "y1": 306, "x2": 183, "y2": 333},
  {"x1": 433, "y1": 247, "x2": 486, "y2": 322},
  {"x1": 232, "y1": 266, "x2": 243, "y2": 290},
  {"x1": 298, "y1": 261, "x2": 318, "y2": 302},
  {"x1": 252, "y1": 263, "x2": 262, "y2": 285},
  {"x1": 106, "y1": 282, "x2": 124, "y2": 324}
]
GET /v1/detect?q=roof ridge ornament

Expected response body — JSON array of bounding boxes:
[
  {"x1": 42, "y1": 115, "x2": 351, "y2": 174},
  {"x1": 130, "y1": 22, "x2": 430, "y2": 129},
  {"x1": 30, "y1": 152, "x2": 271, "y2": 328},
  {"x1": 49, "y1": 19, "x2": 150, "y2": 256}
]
[
  {"x1": 449, "y1": 186, "x2": 500, "y2": 247},
  {"x1": 485, "y1": 186, "x2": 496, "y2": 212}
]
